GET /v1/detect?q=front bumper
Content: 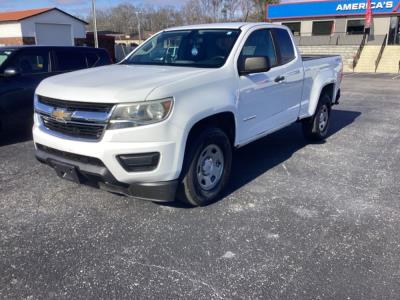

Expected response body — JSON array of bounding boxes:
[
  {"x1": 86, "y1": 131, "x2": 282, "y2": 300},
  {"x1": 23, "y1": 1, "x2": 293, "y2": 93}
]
[
  {"x1": 35, "y1": 144, "x2": 178, "y2": 202},
  {"x1": 32, "y1": 111, "x2": 187, "y2": 201},
  {"x1": 33, "y1": 114, "x2": 186, "y2": 183}
]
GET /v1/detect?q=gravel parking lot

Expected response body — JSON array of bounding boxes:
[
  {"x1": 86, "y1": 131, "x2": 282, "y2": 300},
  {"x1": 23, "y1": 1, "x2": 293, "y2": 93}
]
[{"x1": 1, "y1": 73, "x2": 399, "y2": 299}]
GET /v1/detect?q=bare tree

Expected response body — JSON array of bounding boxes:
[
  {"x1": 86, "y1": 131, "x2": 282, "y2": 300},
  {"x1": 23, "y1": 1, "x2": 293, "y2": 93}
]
[
  {"x1": 223, "y1": 0, "x2": 242, "y2": 20},
  {"x1": 86, "y1": 0, "x2": 278, "y2": 35},
  {"x1": 238, "y1": 0, "x2": 255, "y2": 21},
  {"x1": 252, "y1": 0, "x2": 279, "y2": 21}
]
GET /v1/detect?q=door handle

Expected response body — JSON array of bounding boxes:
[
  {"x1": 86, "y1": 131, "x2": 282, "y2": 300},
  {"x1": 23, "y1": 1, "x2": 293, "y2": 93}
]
[{"x1": 274, "y1": 75, "x2": 285, "y2": 83}]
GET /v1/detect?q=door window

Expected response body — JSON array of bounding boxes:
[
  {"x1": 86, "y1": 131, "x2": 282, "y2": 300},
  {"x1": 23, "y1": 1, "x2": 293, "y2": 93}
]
[
  {"x1": 272, "y1": 28, "x2": 296, "y2": 65},
  {"x1": 54, "y1": 50, "x2": 87, "y2": 71},
  {"x1": 9, "y1": 50, "x2": 49, "y2": 74},
  {"x1": 239, "y1": 29, "x2": 278, "y2": 69},
  {"x1": 0, "y1": 49, "x2": 14, "y2": 69},
  {"x1": 85, "y1": 52, "x2": 100, "y2": 67}
]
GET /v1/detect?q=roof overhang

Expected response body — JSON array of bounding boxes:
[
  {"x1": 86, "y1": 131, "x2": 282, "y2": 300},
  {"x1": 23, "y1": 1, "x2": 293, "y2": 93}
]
[
  {"x1": 267, "y1": 0, "x2": 400, "y2": 21},
  {"x1": 0, "y1": 7, "x2": 88, "y2": 25}
]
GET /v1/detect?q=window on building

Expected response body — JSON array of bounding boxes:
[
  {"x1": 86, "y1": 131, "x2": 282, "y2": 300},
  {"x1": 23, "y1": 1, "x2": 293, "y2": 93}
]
[
  {"x1": 312, "y1": 21, "x2": 334, "y2": 35},
  {"x1": 282, "y1": 22, "x2": 301, "y2": 36},
  {"x1": 347, "y1": 19, "x2": 365, "y2": 35}
]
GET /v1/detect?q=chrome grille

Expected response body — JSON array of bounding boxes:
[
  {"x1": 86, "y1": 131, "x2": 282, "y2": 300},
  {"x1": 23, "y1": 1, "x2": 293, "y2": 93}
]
[
  {"x1": 35, "y1": 96, "x2": 114, "y2": 140},
  {"x1": 38, "y1": 96, "x2": 114, "y2": 113},
  {"x1": 41, "y1": 116, "x2": 105, "y2": 140}
]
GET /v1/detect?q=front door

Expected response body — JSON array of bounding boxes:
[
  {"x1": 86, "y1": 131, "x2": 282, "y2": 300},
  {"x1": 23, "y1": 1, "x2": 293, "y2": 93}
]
[{"x1": 236, "y1": 28, "x2": 303, "y2": 144}]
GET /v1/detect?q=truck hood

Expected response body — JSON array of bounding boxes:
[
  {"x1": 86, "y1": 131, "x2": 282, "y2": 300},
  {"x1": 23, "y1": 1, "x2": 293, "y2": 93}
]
[{"x1": 36, "y1": 64, "x2": 211, "y2": 103}]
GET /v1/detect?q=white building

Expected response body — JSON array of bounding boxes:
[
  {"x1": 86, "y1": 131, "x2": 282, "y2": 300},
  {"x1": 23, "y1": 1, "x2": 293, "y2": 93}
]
[{"x1": 0, "y1": 8, "x2": 87, "y2": 46}]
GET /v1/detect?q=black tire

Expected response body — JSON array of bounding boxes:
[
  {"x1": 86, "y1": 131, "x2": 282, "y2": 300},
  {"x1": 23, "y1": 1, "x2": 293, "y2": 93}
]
[
  {"x1": 302, "y1": 94, "x2": 332, "y2": 141},
  {"x1": 177, "y1": 127, "x2": 232, "y2": 206}
]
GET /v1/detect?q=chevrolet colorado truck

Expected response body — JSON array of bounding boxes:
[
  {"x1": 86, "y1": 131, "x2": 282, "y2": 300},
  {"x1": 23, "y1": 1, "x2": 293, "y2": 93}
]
[{"x1": 33, "y1": 23, "x2": 342, "y2": 206}]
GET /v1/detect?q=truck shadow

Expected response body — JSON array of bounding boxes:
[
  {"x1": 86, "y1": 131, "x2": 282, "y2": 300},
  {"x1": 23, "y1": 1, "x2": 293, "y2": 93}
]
[
  {"x1": 161, "y1": 109, "x2": 361, "y2": 208},
  {"x1": 224, "y1": 109, "x2": 361, "y2": 198}
]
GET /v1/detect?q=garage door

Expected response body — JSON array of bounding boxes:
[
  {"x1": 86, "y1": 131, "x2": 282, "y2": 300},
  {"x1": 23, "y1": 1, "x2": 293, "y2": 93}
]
[{"x1": 35, "y1": 23, "x2": 73, "y2": 46}]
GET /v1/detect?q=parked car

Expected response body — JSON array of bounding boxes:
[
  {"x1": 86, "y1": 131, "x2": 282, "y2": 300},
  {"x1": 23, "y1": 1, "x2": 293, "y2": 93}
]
[
  {"x1": 0, "y1": 46, "x2": 111, "y2": 134},
  {"x1": 33, "y1": 23, "x2": 342, "y2": 206}
]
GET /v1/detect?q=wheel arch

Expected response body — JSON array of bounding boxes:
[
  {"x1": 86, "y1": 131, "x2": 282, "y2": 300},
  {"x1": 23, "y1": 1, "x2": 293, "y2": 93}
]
[
  {"x1": 176, "y1": 111, "x2": 237, "y2": 179},
  {"x1": 185, "y1": 111, "x2": 236, "y2": 147},
  {"x1": 320, "y1": 83, "x2": 335, "y2": 103},
  {"x1": 308, "y1": 81, "x2": 336, "y2": 117}
]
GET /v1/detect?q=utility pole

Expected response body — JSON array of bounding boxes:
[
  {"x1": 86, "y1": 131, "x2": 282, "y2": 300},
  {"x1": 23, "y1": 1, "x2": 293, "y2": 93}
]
[
  {"x1": 222, "y1": 3, "x2": 228, "y2": 21},
  {"x1": 92, "y1": 0, "x2": 99, "y2": 48},
  {"x1": 135, "y1": 11, "x2": 142, "y2": 42}
]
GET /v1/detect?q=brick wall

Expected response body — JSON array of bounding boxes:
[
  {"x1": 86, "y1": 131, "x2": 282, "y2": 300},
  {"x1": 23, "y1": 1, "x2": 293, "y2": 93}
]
[
  {"x1": 0, "y1": 36, "x2": 36, "y2": 46},
  {"x1": 0, "y1": 37, "x2": 23, "y2": 45}
]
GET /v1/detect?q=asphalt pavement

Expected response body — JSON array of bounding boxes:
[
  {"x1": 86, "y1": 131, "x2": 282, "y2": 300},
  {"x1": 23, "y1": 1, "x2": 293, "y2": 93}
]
[{"x1": 0, "y1": 73, "x2": 399, "y2": 299}]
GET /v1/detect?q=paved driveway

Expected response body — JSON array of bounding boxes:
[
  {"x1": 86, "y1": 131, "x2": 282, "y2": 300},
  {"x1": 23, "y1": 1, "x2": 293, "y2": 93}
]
[{"x1": 1, "y1": 74, "x2": 399, "y2": 299}]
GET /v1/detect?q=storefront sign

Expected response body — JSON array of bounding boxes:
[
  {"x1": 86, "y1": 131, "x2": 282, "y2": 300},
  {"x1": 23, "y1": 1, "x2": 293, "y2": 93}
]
[{"x1": 267, "y1": 0, "x2": 400, "y2": 20}]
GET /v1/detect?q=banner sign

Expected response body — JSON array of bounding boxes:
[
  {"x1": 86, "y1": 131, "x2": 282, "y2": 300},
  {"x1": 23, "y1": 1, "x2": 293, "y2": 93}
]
[{"x1": 267, "y1": 0, "x2": 400, "y2": 20}]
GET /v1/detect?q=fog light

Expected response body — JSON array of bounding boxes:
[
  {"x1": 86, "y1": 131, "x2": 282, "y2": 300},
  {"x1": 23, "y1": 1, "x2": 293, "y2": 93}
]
[{"x1": 117, "y1": 152, "x2": 160, "y2": 172}]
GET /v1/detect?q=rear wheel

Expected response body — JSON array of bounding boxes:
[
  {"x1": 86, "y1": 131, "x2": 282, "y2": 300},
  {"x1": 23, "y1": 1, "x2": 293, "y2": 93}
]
[
  {"x1": 177, "y1": 127, "x2": 232, "y2": 206},
  {"x1": 302, "y1": 94, "x2": 332, "y2": 141}
]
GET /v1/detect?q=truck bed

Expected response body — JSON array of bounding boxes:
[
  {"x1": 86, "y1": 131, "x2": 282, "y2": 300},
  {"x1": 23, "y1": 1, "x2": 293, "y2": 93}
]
[
  {"x1": 301, "y1": 55, "x2": 341, "y2": 61},
  {"x1": 302, "y1": 54, "x2": 342, "y2": 72}
]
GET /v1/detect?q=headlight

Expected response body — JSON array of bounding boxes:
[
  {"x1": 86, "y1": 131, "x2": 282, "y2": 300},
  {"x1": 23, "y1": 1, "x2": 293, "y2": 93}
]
[{"x1": 108, "y1": 97, "x2": 173, "y2": 129}]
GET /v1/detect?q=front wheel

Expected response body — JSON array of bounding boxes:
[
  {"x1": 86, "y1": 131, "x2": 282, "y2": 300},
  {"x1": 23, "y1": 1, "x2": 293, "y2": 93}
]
[
  {"x1": 302, "y1": 94, "x2": 332, "y2": 141},
  {"x1": 177, "y1": 127, "x2": 232, "y2": 206}
]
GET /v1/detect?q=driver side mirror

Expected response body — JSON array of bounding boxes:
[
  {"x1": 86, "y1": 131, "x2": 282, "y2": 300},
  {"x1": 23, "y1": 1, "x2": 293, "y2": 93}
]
[
  {"x1": 3, "y1": 67, "x2": 19, "y2": 77},
  {"x1": 239, "y1": 57, "x2": 270, "y2": 76}
]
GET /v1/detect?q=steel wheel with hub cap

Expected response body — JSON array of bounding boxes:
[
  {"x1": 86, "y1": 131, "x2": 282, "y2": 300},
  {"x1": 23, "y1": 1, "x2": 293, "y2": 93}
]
[
  {"x1": 318, "y1": 105, "x2": 329, "y2": 132},
  {"x1": 196, "y1": 144, "x2": 225, "y2": 191},
  {"x1": 178, "y1": 127, "x2": 232, "y2": 206}
]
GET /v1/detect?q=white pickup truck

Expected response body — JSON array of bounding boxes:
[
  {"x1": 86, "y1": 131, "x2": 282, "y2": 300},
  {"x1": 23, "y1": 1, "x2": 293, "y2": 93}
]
[{"x1": 33, "y1": 23, "x2": 342, "y2": 206}]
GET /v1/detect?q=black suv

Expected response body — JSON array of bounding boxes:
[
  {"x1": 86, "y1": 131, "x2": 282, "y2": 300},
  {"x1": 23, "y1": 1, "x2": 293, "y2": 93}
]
[{"x1": 0, "y1": 46, "x2": 111, "y2": 134}]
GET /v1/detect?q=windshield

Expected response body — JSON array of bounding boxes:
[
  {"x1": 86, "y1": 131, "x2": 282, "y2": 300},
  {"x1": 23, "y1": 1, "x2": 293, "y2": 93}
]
[
  {"x1": 123, "y1": 29, "x2": 241, "y2": 68},
  {"x1": 0, "y1": 50, "x2": 14, "y2": 68}
]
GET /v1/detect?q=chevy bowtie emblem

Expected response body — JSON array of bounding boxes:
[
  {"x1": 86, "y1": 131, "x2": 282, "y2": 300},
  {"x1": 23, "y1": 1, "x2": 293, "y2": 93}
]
[{"x1": 51, "y1": 108, "x2": 72, "y2": 122}]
